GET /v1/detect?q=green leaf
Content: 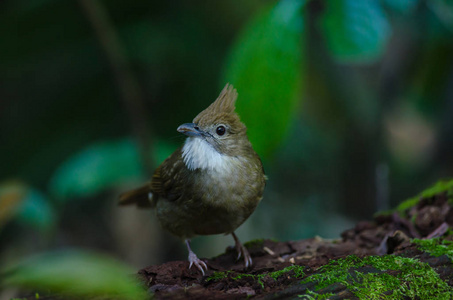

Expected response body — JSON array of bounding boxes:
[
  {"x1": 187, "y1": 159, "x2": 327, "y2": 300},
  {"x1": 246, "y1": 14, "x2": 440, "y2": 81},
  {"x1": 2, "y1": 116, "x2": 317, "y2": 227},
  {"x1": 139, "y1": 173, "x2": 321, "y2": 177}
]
[
  {"x1": 382, "y1": 0, "x2": 418, "y2": 13},
  {"x1": 320, "y1": 0, "x2": 391, "y2": 63},
  {"x1": 0, "y1": 181, "x2": 55, "y2": 232},
  {"x1": 223, "y1": 0, "x2": 306, "y2": 158},
  {"x1": 427, "y1": 0, "x2": 453, "y2": 32},
  {"x1": 1, "y1": 250, "x2": 147, "y2": 299},
  {"x1": 17, "y1": 187, "x2": 55, "y2": 231},
  {"x1": 48, "y1": 138, "x2": 176, "y2": 201}
]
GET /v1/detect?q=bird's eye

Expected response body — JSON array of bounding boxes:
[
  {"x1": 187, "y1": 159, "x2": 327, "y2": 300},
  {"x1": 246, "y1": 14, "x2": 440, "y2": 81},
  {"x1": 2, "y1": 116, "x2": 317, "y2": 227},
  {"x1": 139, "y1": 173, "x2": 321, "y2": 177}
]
[{"x1": 216, "y1": 125, "x2": 226, "y2": 136}]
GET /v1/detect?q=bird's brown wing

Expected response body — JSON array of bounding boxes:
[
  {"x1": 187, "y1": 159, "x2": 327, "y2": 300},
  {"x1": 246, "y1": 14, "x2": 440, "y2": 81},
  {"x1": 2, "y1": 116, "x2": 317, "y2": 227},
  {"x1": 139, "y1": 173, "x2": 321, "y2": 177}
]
[
  {"x1": 150, "y1": 147, "x2": 187, "y2": 202},
  {"x1": 119, "y1": 147, "x2": 186, "y2": 208}
]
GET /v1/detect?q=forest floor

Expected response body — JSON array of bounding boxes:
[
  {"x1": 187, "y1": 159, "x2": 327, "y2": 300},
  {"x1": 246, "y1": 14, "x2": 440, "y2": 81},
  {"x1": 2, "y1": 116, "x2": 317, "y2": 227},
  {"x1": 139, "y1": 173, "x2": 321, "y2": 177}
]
[
  {"x1": 13, "y1": 181, "x2": 453, "y2": 299},
  {"x1": 139, "y1": 182, "x2": 453, "y2": 299}
]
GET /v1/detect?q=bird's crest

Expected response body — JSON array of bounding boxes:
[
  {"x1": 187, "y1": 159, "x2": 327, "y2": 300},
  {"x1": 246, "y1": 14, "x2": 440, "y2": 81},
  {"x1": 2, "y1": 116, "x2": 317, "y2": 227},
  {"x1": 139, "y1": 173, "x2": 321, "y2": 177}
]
[{"x1": 193, "y1": 83, "x2": 239, "y2": 126}]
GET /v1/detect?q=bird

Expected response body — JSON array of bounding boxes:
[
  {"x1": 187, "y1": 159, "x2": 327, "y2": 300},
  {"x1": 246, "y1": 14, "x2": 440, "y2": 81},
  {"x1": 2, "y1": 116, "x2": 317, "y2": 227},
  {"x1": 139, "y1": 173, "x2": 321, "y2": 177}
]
[{"x1": 119, "y1": 83, "x2": 266, "y2": 275}]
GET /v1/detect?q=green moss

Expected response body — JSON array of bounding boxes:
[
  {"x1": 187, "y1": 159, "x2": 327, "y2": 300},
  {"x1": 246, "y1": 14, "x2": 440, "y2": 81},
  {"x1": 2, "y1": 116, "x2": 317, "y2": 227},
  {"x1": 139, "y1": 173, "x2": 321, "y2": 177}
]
[
  {"x1": 413, "y1": 238, "x2": 453, "y2": 262},
  {"x1": 206, "y1": 271, "x2": 266, "y2": 288},
  {"x1": 243, "y1": 238, "x2": 280, "y2": 249},
  {"x1": 301, "y1": 255, "x2": 453, "y2": 299},
  {"x1": 269, "y1": 265, "x2": 305, "y2": 280},
  {"x1": 446, "y1": 228, "x2": 453, "y2": 236},
  {"x1": 397, "y1": 179, "x2": 453, "y2": 213},
  {"x1": 395, "y1": 197, "x2": 420, "y2": 214},
  {"x1": 206, "y1": 265, "x2": 304, "y2": 289},
  {"x1": 243, "y1": 238, "x2": 265, "y2": 248},
  {"x1": 376, "y1": 179, "x2": 453, "y2": 218},
  {"x1": 231, "y1": 273, "x2": 265, "y2": 288},
  {"x1": 418, "y1": 179, "x2": 453, "y2": 198},
  {"x1": 205, "y1": 271, "x2": 231, "y2": 282}
]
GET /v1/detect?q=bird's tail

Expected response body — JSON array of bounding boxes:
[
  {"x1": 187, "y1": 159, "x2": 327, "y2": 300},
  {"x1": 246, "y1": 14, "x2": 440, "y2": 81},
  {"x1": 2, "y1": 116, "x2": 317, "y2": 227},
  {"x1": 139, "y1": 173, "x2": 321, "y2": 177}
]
[{"x1": 118, "y1": 184, "x2": 154, "y2": 208}]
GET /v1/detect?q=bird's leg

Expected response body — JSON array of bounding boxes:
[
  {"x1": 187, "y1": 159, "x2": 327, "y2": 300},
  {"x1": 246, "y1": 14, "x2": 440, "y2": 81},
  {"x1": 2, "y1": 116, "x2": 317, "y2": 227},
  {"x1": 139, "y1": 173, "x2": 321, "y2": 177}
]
[
  {"x1": 232, "y1": 232, "x2": 252, "y2": 268},
  {"x1": 185, "y1": 239, "x2": 207, "y2": 275}
]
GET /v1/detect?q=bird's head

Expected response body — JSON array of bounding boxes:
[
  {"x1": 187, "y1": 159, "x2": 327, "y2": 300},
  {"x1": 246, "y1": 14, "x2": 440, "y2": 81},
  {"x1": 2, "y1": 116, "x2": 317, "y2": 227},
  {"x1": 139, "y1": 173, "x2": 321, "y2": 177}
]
[{"x1": 177, "y1": 84, "x2": 251, "y2": 157}]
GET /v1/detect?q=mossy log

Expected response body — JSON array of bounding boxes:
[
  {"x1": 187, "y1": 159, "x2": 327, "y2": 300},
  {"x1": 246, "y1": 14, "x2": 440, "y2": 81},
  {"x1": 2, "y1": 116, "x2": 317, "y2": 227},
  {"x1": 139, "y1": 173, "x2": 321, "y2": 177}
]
[{"x1": 138, "y1": 180, "x2": 453, "y2": 299}]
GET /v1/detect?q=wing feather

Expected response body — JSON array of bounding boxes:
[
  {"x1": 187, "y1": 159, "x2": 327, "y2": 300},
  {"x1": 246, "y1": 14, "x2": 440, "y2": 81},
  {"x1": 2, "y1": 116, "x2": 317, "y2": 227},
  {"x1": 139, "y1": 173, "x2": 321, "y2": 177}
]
[{"x1": 150, "y1": 147, "x2": 186, "y2": 203}]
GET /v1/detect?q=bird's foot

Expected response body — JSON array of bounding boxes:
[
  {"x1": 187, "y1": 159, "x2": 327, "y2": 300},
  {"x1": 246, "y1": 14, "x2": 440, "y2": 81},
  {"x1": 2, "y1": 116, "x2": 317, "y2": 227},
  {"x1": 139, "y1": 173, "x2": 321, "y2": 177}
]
[
  {"x1": 232, "y1": 232, "x2": 252, "y2": 269},
  {"x1": 235, "y1": 242, "x2": 252, "y2": 268},
  {"x1": 188, "y1": 250, "x2": 208, "y2": 275},
  {"x1": 185, "y1": 239, "x2": 207, "y2": 275}
]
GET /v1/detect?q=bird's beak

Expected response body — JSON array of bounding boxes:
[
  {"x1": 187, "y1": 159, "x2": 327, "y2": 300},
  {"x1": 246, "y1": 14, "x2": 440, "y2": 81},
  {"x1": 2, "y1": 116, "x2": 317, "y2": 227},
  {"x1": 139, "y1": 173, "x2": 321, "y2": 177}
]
[{"x1": 177, "y1": 123, "x2": 203, "y2": 137}]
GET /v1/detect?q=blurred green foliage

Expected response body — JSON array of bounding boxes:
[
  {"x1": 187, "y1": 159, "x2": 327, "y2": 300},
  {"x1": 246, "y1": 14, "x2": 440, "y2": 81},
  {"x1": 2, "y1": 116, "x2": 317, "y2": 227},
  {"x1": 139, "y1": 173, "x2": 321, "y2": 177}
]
[
  {"x1": 1, "y1": 250, "x2": 147, "y2": 299},
  {"x1": 320, "y1": 0, "x2": 391, "y2": 63},
  {"x1": 1, "y1": 0, "x2": 453, "y2": 297},
  {"x1": 0, "y1": 182, "x2": 55, "y2": 233},
  {"x1": 48, "y1": 138, "x2": 176, "y2": 201},
  {"x1": 382, "y1": 0, "x2": 418, "y2": 13},
  {"x1": 224, "y1": 0, "x2": 305, "y2": 158}
]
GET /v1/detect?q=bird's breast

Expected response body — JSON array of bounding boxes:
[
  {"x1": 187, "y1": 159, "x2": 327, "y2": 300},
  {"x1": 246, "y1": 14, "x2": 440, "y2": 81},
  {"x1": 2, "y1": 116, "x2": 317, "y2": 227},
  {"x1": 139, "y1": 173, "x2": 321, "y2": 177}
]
[
  {"x1": 156, "y1": 138, "x2": 265, "y2": 238},
  {"x1": 193, "y1": 156, "x2": 263, "y2": 211}
]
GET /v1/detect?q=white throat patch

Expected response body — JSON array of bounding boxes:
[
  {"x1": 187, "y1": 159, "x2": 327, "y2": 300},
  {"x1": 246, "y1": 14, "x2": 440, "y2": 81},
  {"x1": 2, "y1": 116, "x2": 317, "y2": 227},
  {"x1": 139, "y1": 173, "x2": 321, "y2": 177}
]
[{"x1": 182, "y1": 137, "x2": 234, "y2": 171}]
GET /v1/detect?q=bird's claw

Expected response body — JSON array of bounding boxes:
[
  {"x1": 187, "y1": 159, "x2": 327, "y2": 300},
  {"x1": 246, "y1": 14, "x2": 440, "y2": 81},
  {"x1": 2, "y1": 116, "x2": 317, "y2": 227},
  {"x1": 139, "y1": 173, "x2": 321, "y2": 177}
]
[
  {"x1": 188, "y1": 251, "x2": 208, "y2": 275},
  {"x1": 235, "y1": 242, "x2": 252, "y2": 269}
]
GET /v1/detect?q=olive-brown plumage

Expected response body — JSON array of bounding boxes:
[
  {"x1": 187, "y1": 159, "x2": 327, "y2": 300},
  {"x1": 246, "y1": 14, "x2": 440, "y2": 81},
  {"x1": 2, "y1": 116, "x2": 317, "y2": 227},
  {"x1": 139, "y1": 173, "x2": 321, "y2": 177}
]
[{"x1": 119, "y1": 84, "x2": 266, "y2": 274}]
